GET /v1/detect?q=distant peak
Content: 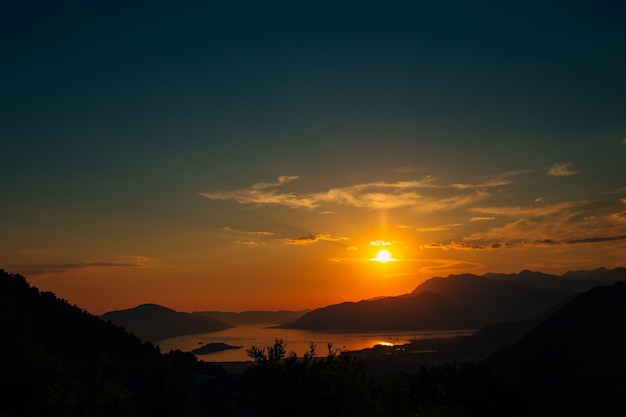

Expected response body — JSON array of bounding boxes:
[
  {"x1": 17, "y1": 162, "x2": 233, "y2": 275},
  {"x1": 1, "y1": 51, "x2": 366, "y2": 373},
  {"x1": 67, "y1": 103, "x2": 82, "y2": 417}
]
[{"x1": 133, "y1": 303, "x2": 176, "y2": 312}]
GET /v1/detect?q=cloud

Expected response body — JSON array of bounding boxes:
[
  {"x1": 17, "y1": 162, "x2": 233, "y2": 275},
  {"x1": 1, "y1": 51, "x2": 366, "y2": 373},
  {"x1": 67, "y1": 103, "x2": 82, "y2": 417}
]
[
  {"x1": 603, "y1": 187, "x2": 626, "y2": 194},
  {"x1": 222, "y1": 226, "x2": 277, "y2": 245},
  {"x1": 223, "y1": 226, "x2": 276, "y2": 236},
  {"x1": 60, "y1": 261, "x2": 145, "y2": 269},
  {"x1": 285, "y1": 234, "x2": 349, "y2": 245},
  {"x1": 23, "y1": 257, "x2": 149, "y2": 276},
  {"x1": 370, "y1": 240, "x2": 392, "y2": 246},
  {"x1": 416, "y1": 259, "x2": 486, "y2": 274},
  {"x1": 251, "y1": 175, "x2": 300, "y2": 190},
  {"x1": 611, "y1": 211, "x2": 626, "y2": 222},
  {"x1": 469, "y1": 201, "x2": 585, "y2": 217},
  {"x1": 417, "y1": 224, "x2": 463, "y2": 232},
  {"x1": 235, "y1": 241, "x2": 265, "y2": 246},
  {"x1": 425, "y1": 199, "x2": 626, "y2": 250},
  {"x1": 422, "y1": 241, "x2": 505, "y2": 250},
  {"x1": 469, "y1": 217, "x2": 495, "y2": 222},
  {"x1": 548, "y1": 162, "x2": 578, "y2": 177},
  {"x1": 200, "y1": 171, "x2": 526, "y2": 212}
]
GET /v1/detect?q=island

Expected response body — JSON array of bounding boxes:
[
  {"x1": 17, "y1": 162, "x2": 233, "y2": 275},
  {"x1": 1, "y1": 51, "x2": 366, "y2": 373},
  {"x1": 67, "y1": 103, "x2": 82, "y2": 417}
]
[{"x1": 190, "y1": 342, "x2": 243, "y2": 355}]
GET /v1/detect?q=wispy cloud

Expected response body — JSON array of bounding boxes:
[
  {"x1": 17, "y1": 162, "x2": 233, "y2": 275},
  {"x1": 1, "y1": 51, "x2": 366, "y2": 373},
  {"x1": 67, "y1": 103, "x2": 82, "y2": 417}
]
[
  {"x1": 222, "y1": 226, "x2": 277, "y2": 245},
  {"x1": 469, "y1": 217, "x2": 495, "y2": 222},
  {"x1": 285, "y1": 234, "x2": 349, "y2": 245},
  {"x1": 370, "y1": 240, "x2": 392, "y2": 246},
  {"x1": 416, "y1": 259, "x2": 486, "y2": 274},
  {"x1": 23, "y1": 257, "x2": 149, "y2": 276},
  {"x1": 548, "y1": 162, "x2": 578, "y2": 177},
  {"x1": 223, "y1": 226, "x2": 276, "y2": 236},
  {"x1": 417, "y1": 224, "x2": 463, "y2": 232},
  {"x1": 252, "y1": 175, "x2": 300, "y2": 190},
  {"x1": 424, "y1": 199, "x2": 626, "y2": 250},
  {"x1": 604, "y1": 187, "x2": 626, "y2": 195},
  {"x1": 200, "y1": 172, "x2": 526, "y2": 212}
]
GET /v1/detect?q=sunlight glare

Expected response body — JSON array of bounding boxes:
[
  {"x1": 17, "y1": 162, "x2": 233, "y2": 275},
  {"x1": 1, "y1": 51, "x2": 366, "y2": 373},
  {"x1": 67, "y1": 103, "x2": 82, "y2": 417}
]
[{"x1": 372, "y1": 249, "x2": 392, "y2": 263}]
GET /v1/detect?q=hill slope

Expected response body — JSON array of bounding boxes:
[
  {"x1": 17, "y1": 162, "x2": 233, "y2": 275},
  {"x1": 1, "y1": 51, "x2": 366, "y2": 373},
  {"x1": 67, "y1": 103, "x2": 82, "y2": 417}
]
[
  {"x1": 0, "y1": 269, "x2": 198, "y2": 417},
  {"x1": 101, "y1": 304, "x2": 233, "y2": 341},
  {"x1": 484, "y1": 281, "x2": 626, "y2": 416},
  {"x1": 285, "y1": 268, "x2": 625, "y2": 331}
]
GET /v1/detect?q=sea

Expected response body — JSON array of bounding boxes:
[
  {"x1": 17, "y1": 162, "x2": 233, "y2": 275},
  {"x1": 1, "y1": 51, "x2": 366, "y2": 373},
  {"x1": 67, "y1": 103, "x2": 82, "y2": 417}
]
[{"x1": 155, "y1": 324, "x2": 473, "y2": 362}]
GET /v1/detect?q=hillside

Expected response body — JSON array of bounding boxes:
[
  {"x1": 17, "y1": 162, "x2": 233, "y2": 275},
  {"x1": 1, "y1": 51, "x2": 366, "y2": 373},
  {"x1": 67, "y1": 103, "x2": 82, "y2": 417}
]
[
  {"x1": 285, "y1": 268, "x2": 625, "y2": 331},
  {"x1": 0, "y1": 269, "x2": 200, "y2": 417},
  {"x1": 101, "y1": 304, "x2": 233, "y2": 341},
  {"x1": 484, "y1": 281, "x2": 626, "y2": 416}
]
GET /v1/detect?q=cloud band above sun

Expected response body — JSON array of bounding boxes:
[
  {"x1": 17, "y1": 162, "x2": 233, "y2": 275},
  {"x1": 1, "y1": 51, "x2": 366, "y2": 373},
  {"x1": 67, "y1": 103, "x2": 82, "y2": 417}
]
[{"x1": 199, "y1": 171, "x2": 531, "y2": 212}]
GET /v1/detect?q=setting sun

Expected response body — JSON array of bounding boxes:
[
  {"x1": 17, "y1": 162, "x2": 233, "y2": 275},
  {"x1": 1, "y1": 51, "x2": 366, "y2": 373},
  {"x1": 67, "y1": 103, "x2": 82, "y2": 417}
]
[{"x1": 373, "y1": 249, "x2": 393, "y2": 263}]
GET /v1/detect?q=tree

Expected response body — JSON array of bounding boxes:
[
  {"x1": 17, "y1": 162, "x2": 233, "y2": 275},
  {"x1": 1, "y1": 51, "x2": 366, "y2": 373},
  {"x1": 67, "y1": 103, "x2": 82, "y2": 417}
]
[{"x1": 239, "y1": 339, "x2": 373, "y2": 417}]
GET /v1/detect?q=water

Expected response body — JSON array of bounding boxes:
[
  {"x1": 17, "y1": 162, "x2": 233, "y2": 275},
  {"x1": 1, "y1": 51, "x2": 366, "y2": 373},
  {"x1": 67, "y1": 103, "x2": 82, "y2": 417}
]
[{"x1": 155, "y1": 324, "x2": 473, "y2": 362}]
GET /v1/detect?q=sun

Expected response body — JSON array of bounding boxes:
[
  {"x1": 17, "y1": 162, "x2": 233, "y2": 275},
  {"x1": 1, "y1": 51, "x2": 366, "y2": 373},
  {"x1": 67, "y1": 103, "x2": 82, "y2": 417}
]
[{"x1": 372, "y1": 249, "x2": 392, "y2": 263}]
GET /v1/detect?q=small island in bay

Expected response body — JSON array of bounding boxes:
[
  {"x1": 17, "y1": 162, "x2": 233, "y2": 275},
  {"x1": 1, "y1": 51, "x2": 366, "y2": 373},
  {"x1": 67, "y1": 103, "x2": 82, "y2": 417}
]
[{"x1": 190, "y1": 342, "x2": 243, "y2": 355}]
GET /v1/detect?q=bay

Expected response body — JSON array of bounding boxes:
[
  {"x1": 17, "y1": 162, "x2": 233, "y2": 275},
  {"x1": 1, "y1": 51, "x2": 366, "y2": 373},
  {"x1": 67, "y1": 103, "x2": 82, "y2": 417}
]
[{"x1": 155, "y1": 324, "x2": 473, "y2": 362}]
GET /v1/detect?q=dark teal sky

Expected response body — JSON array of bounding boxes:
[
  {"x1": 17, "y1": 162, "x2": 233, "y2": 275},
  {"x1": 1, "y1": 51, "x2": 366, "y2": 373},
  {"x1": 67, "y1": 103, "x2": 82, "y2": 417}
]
[{"x1": 2, "y1": 1, "x2": 626, "y2": 313}]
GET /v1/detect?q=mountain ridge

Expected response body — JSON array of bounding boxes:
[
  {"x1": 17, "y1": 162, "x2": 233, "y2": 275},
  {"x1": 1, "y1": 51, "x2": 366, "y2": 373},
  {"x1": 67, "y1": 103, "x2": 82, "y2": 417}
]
[{"x1": 284, "y1": 267, "x2": 626, "y2": 331}]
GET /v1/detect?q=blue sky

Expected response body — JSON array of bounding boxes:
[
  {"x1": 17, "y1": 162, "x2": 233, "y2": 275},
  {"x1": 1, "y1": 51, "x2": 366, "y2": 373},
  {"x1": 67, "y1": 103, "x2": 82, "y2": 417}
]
[{"x1": 2, "y1": 1, "x2": 625, "y2": 313}]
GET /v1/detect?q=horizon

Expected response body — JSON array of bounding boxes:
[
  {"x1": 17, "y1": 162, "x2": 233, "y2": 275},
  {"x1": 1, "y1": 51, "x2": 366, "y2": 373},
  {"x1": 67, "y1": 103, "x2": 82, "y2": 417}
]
[
  {"x1": 4, "y1": 265, "x2": 624, "y2": 316},
  {"x1": 2, "y1": 2, "x2": 625, "y2": 316}
]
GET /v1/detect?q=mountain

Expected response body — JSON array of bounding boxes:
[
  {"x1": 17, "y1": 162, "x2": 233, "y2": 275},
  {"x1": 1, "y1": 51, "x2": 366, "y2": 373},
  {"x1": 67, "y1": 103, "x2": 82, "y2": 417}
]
[
  {"x1": 282, "y1": 291, "x2": 480, "y2": 330},
  {"x1": 0, "y1": 269, "x2": 199, "y2": 416},
  {"x1": 193, "y1": 309, "x2": 310, "y2": 325},
  {"x1": 484, "y1": 281, "x2": 626, "y2": 416},
  {"x1": 284, "y1": 268, "x2": 626, "y2": 331},
  {"x1": 438, "y1": 292, "x2": 578, "y2": 361},
  {"x1": 101, "y1": 304, "x2": 233, "y2": 341}
]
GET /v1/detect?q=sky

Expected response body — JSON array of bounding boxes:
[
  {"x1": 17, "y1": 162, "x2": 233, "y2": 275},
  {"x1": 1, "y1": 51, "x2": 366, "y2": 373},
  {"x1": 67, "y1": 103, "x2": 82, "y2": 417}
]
[{"x1": 2, "y1": 1, "x2": 626, "y2": 315}]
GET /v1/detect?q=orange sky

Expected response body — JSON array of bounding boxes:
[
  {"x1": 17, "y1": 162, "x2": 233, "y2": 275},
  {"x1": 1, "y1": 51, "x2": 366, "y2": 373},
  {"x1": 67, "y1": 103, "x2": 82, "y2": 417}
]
[{"x1": 2, "y1": 2, "x2": 626, "y2": 315}]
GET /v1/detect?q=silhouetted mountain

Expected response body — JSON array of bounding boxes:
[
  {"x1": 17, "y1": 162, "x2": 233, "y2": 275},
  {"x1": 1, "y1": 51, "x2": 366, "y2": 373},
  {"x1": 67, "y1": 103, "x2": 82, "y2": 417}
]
[
  {"x1": 101, "y1": 304, "x2": 233, "y2": 341},
  {"x1": 285, "y1": 268, "x2": 625, "y2": 331},
  {"x1": 0, "y1": 269, "x2": 199, "y2": 417},
  {"x1": 282, "y1": 291, "x2": 480, "y2": 330},
  {"x1": 193, "y1": 309, "x2": 309, "y2": 325},
  {"x1": 439, "y1": 293, "x2": 578, "y2": 361},
  {"x1": 484, "y1": 281, "x2": 626, "y2": 416}
]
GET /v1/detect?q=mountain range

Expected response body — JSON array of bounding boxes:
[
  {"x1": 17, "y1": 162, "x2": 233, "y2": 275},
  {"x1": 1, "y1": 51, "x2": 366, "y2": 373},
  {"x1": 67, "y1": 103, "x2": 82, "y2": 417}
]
[
  {"x1": 3, "y1": 267, "x2": 625, "y2": 416},
  {"x1": 282, "y1": 267, "x2": 626, "y2": 331}
]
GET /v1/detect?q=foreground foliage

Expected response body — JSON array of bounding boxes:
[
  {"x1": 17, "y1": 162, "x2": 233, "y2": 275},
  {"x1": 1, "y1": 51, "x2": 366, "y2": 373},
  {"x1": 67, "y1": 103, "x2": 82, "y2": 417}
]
[{"x1": 239, "y1": 339, "x2": 531, "y2": 417}]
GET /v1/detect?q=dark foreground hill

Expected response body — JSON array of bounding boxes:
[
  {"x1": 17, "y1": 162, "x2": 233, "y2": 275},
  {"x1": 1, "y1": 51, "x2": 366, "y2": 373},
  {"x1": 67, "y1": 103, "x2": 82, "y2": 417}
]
[
  {"x1": 0, "y1": 269, "x2": 200, "y2": 417},
  {"x1": 484, "y1": 281, "x2": 626, "y2": 416},
  {"x1": 284, "y1": 268, "x2": 626, "y2": 331},
  {"x1": 102, "y1": 304, "x2": 233, "y2": 341}
]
